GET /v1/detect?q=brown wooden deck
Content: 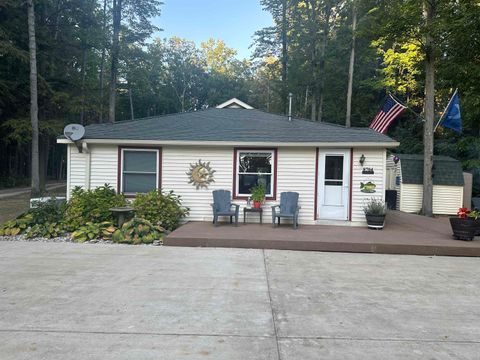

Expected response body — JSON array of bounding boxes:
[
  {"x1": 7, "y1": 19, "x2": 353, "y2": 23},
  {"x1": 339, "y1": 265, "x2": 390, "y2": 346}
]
[{"x1": 165, "y1": 211, "x2": 480, "y2": 257}]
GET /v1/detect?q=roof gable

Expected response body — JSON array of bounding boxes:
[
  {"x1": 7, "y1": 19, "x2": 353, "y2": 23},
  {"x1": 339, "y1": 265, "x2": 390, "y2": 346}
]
[{"x1": 216, "y1": 98, "x2": 254, "y2": 109}]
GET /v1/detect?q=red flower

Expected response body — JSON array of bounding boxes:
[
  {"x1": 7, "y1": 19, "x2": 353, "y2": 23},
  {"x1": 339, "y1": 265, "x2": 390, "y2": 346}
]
[{"x1": 457, "y1": 207, "x2": 470, "y2": 219}]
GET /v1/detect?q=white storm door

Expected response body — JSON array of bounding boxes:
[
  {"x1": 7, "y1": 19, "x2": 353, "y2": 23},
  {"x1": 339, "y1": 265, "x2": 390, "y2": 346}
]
[{"x1": 318, "y1": 150, "x2": 350, "y2": 220}]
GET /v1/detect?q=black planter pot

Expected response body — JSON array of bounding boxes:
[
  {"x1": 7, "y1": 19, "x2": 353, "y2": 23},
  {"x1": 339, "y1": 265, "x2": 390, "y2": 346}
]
[
  {"x1": 365, "y1": 214, "x2": 385, "y2": 230},
  {"x1": 449, "y1": 217, "x2": 477, "y2": 241},
  {"x1": 476, "y1": 219, "x2": 480, "y2": 237}
]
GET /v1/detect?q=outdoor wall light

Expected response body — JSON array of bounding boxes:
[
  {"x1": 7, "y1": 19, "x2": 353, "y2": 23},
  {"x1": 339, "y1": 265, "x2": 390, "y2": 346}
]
[
  {"x1": 359, "y1": 154, "x2": 366, "y2": 166},
  {"x1": 393, "y1": 155, "x2": 400, "y2": 164}
]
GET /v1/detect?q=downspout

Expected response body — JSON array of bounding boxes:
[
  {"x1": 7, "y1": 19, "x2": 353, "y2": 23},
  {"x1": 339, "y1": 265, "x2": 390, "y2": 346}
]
[{"x1": 82, "y1": 142, "x2": 91, "y2": 190}]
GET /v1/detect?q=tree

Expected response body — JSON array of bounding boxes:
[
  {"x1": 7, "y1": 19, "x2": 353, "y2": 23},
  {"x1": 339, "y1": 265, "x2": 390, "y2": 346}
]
[
  {"x1": 345, "y1": 0, "x2": 356, "y2": 127},
  {"x1": 422, "y1": 0, "x2": 435, "y2": 217},
  {"x1": 109, "y1": 0, "x2": 122, "y2": 123},
  {"x1": 26, "y1": 0, "x2": 40, "y2": 196}
]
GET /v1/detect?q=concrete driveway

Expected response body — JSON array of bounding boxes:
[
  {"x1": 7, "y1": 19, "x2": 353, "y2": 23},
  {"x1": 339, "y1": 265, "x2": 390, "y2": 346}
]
[{"x1": 0, "y1": 242, "x2": 479, "y2": 359}]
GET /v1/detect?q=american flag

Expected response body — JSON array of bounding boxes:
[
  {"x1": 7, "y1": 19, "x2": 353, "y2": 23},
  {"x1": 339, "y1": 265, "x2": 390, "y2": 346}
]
[{"x1": 369, "y1": 94, "x2": 406, "y2": 134}]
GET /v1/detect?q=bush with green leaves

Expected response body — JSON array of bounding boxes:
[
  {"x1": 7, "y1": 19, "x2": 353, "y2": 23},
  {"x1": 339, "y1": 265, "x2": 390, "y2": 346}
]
[
  {"x1": 71, "y1": 221, "x2": 116, "y2": 243},
  {"x1": 0, "y1": 215, "x2": 34, "y2": 236},
  {"x1": 28, "y1": 198, "x2": 67, "y2": 224},
  {"x1": 64, "y1": 184, "x2": 126, "y2": 230},
  {"x1": 26, "y1": 222, "x2": 64, "y2": 239},
  {"x1": 111, "y1": 217, "x2": 164, "y2": 244},
  {"x1": 132, "y1": 190, "x2": 189, "y2": 231},
  {"x1": 0, "y1": 198, "x2": 67, "y2": 238}
]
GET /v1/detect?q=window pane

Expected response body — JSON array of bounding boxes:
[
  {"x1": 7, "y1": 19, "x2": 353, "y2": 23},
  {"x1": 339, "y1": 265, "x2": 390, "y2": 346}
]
[
  {"x1": 124, "y1": 151, "x2": 157, "y2": 172},
  {"x1": 238, "y1": 174, "x2": 272, "y2": 195},
  {"x1": 123, "y1": 173, "x2": 157, "y2": 193},
  {"x1": 325, "y1": 155, "x2": 343, "y2": 180},
  {"x1": 239, "y1": 152, "x2": 272, "y2": 173}
]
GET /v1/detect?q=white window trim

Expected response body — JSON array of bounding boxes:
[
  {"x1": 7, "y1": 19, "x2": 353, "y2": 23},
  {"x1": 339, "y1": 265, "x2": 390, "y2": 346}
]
[
  {"x1": 235, "y1": 149, "x2": 275, "y2": 197},
  {"x1": 120, "y1": 148, "x2": 160, "y2": 195}
]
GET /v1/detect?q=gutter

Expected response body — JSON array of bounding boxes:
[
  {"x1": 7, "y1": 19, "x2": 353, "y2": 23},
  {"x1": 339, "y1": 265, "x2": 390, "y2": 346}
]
[{"x1": 57, "y1": 138, "x2": 400, "y2": 149}]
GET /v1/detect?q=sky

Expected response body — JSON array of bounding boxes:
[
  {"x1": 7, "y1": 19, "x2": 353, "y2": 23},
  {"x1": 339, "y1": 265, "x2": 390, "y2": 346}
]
[{"x1": 152, "y1": 0, "x2": 273, "y2": 59}]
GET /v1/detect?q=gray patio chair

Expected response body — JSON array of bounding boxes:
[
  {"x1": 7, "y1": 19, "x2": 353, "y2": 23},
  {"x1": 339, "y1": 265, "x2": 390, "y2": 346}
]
[
  {"x1": 211, "y1": 190, "x2": 240, "y2": 226},
  {"x1": 271, "y1": 192, "x2": 301, "y2": 229}
]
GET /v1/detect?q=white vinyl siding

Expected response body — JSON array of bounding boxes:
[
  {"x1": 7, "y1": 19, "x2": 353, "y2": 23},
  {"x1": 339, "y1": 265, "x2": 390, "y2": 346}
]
[
  {"x1": 276, "y1": 147, "x2": 316, "y2": 225},
  {"x1": 161, "y1": 146, "x2": 316, "y2": 224},
  {"x1": 89, "y1": 145, "x2": 118, "y2": 190},
  {"x1": 67, "y1": 144, "x2": 87, "y2": 199},
  {"x1": 66, "y1": 143, "x2": 386, "y2": 225},
  {"x1": 399, "y1": 184, "x2": 463, "y2": 215},
  {"x1": 351, "y1": 148, "x2": 387, "y2": 223},
  {"x1": 162, "y1": 146, "x2": 233, "y2": 222}
]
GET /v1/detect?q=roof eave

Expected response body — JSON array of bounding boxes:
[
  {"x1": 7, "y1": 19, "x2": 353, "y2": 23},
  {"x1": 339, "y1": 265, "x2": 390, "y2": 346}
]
[{"x1": 57, "y1": 138, "x2": 399, "y2": 148}]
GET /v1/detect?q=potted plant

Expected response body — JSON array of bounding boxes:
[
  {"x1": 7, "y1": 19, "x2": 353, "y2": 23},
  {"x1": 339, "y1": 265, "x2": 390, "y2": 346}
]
[
  {"x1": 250, "y1": 185, "x2": 266, "y2": 209},
  {"x1": 363, "y1": 198, "x2": 387, "y2": 229},
  {"x1": 450, "y1": 208, "x2": 479, "y2": 241}
]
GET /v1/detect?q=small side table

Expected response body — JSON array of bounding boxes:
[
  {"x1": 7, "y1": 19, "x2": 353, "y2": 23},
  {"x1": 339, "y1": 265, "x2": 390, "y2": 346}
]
[
  {"x1": 109, "y1": 207, "x2": 134, "y2": 227},
  {"x1": 244, "y1": 207, "x2": 263, "y2": 224}
]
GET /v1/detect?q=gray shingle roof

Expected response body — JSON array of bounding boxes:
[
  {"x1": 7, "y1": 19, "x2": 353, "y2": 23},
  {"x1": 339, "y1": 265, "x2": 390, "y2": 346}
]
[
  {"x1": 77, "y1": 108, "x2": 396, "y2": 144},
  {"x1": 399, "y1": 154, "x2": 464, "y2": 186}
]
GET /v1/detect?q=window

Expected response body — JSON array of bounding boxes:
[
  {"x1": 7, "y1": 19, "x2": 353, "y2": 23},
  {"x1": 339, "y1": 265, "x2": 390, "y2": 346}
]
[
  {"x1": 119, "y1": 148, "x2": 160, "y2": 195},
  {"x1": 234, "y1": 149, "x2": 276, "y2": 199}
]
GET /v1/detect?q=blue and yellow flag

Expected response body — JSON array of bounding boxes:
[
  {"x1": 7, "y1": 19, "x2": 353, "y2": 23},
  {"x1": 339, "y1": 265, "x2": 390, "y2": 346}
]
[{"x1": 437, "y1": 90, "x2": 461, "y2": 133}]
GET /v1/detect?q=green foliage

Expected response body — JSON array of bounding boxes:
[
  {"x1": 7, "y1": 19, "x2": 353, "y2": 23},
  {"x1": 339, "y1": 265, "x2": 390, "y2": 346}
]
[
  {"x1": 71, "y1": 222, "x2": 116, "y2": 243},
  {"x1": 250, "y1": 184, "x2": 266, "y2": 202},
  {"x1": 363, "y1": 198, "x2": 387, "y2": 216},
  {"x1": 0, "y1": 199, "x2": 66, "y2": 238},
  {"x1": 64, "y1": 185, "x2": 126, "y2": 231},
  {"x1": 28, "y1": 198, "x2": 66, "y2": 225},
  {"x1": 112, "y1": 218, "x2": 164, "y2": 245},
  {"x1": 0, "y1": 215, "x2": 33, "y2": 236},
  {"x1": 469, "y1": 210, "x2": 480, "y2": 220},
  {"x1": 25, "y1": 222, "x2": 64, "y2": 239},
  {"x1": 133, "y1": 190, "x2": 189, "y2": 231}
]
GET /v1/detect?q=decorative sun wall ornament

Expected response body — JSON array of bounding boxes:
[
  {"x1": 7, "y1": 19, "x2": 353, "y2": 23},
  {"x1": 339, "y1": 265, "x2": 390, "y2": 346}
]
[{"x1": 186, "y1": 159, "x2": 216, "y2": 190}]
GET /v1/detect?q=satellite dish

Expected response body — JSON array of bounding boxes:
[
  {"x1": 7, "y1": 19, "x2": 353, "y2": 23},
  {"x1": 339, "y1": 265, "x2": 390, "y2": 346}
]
[{"x1": 63, "y1": 124, "x2": 85, "y2": 141}]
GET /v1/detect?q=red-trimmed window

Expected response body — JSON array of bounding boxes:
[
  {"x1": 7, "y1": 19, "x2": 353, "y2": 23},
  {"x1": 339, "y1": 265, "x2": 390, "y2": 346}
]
[
  {"x1": 118, "y1": 147, "x2": 161, "y2": 195},
  {"x1": 234, "y1": 148, "x2": 277, "y2": 199}
]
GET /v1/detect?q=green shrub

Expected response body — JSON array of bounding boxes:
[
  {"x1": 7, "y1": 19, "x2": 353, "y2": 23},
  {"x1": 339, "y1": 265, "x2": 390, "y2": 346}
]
[
  {"x1": 71, "y1": 221, "x2": 116, "y2": 243},
  {"x1": 0, "y1": 215, "x2": 34, "y2": 236},
  {"x1": 133, "y1": 190, "x2": 188, "y2": 231},
  {"x1": 28, "y1": 198, "x2": 66, "y2": 225},
  {"x1": 25, "y1": 222, "x2": 64, "y2": 239},
  {"x1": 112, "y1": 217, "x2": 164, "y2": 244},
  {"x1": 64, "y1": 185, "x2": 126, "y2": 230}
]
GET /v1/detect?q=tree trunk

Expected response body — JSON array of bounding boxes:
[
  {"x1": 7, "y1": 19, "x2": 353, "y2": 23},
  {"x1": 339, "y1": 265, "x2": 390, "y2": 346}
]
[
  {"x1": 129, "y1": 87, "x2": 134, "y2": 120},
  {"x1": 345, "y1": 1, "x2": 357, "y2": 128},
  {"x1": 422, "y1": 0, "x2": 435, "y2": 217},
  {"x1": 99, "y1": 0, "x2": 107, "y2": 123},
  {"x1": 281, "y1": 0, "x2": 288, "y2": 114},
  {"x1": 311, "y1": 94, "x2": 317, "y2": 121},
  {"x1": 27, "y1": 0, "x2": 41, "y2": 197},
  {"x1": 79, "y1": 43, "x2": 88, "y2": 125},
  {"x1": 109, "y1": 0, "x2": 122, "y2": 123},
  {"x1": 317, "y1": 4, "x2": 332, "y2": 122}
]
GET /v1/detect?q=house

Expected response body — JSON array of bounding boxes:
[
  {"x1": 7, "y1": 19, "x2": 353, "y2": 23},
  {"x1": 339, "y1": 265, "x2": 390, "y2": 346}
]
[
  {"x1": 386, "y1": 154, "x2": 464, "y2": 215},
  {"x1": 57, "y1": 99, "x2": 398, "y2": 225}
]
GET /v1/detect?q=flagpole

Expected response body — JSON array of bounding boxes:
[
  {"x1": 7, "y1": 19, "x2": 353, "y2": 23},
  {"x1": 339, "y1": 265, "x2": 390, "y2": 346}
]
[
  {"x1": 389, "y1": 92, "x2": 425, "y2": 123},
  {"x1": 434, "y1": 88, "x2": 458, "y2": 132}
]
